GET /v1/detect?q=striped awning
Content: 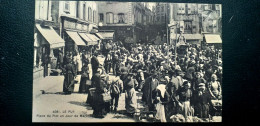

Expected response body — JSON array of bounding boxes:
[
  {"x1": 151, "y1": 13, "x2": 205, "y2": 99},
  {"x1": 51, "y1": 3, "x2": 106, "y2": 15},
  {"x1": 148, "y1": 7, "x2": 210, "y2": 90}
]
[
  {"x1": 66, "y1": 31, "x2": 86, "y2": 46},
  {"x1": 78, "y1": 33, "x2": 98, "y2": 46},
  {"x1": 171, "y1": 34, "x2": 203, "y2": 40},
  {"x1": 86, "y1": 33, "x2": 100, "y2": 42},
  {"x1": 98, "y1": 32, "x2": 114, "y2": 39},
  {"x1": 36, "y1": 24, "x2": 65, "y2": 48},
  {"x1": 94, "y1": 33, "x2": 104, "y2": 39},
  {"x1": 205, "y1": 34, "x2": 222, "y2": 43}
]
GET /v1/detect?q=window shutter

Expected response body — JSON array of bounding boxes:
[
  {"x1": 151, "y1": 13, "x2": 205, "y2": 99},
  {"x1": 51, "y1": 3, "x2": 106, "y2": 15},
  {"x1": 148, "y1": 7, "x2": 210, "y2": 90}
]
[
  {"x1": 114, "y1": 14, "x2": 118, "y2": 24},
  {"x1": 106, "y1": 13, "x2": 110, "y2": 23},
  {"x1": 124, "y1": 14, "x2": 128, "y2": 23}
]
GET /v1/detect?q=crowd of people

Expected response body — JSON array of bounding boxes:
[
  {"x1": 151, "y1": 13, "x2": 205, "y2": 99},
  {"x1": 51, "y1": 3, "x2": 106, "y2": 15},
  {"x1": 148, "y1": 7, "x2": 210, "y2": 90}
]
[{"x1": 60, "y1": 39, "x2": 222, "y2": 122}]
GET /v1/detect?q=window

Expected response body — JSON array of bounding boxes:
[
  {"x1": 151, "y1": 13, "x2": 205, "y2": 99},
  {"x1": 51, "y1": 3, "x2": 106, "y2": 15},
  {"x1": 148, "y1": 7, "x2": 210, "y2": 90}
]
[
  {"x1": 93, "y1": 10, "x2": 95, "y2": 23},
  {"x1": 212, "y1": 20, "x2": 217, "y2": 27},
  {"x1": 106, "y1": 12, "x2": 114, "y2": 24},
  {"x1": 161, "y1": 6, "x2": 164, "y2": 12},
  {"x1": 184, "y1": 21, "x2": 192, "y2": 33},
  {"x1": 204, "y1": 4, "x2": 209, "y2": 10},
  {"x1": 83, "y1": 4, "x2": 86, "y2": 20},
  {"x1": 215, "y1": 4, "x2": 220, "y2": 10},
  {"x1": 187, "y1": 4, "x2": 191, "y2": 14},
  {"x1": 208, "y1": 4, "x2": 212, "y2": 10},
  {"x1": 161, "y1": 15, "x2": 165, "y2": 22},
  {"x1": 64, "y1": 1, "x2": 70, "y2": 13},
  {"x1": 178, "y1": 4, "x2": 185, "y2": 14},
  {"x1": 118, "y1": 13, "x2": 125, "y2": 23},
  {"x1": 99, "y1": 13, "x2": 104, "y2": 22},
  {"x1": 157, "y1": 17, "x2": 160, "y2": 22},
  {"x1": 88, "y1": 7, "x2": 92, "y2": 22},
  {"x1": 76, "y1": 1, "x2": 79, "y2": 18}
]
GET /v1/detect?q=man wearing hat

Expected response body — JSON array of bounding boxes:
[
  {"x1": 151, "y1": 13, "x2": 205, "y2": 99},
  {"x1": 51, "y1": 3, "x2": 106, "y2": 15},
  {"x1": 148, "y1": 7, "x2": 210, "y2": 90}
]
[
  {"x1": 104, "y1": 52, "x2": 112, "y2": 73},
  {"x1": 176, "y1": 81, "x2": 193, "y2": 119},
  {"x1": 90, "y1": 68, "x2": 108, "y2": 118},
  {"x1": 112, "y1": 53, "x2": 120, "y2": 76},
  {"x1": 167, "y1": 70, "x2": 181, "y2": 96},
  {"x1": 91, "y1": 52, "x2": 100, "y2": 76},
  {"x1": 119, "y1": 64, "x2": 129, "y2": 92},
  {"x1": 62, "y1": 57, "x2": 76, "y2": 95},
  {"x1": 57, "y1": 49, "x2": 63, "y2": 69},
  {"x1": 142, "y1": 71, "x2": 160, "y2": 112},
  {"x1": 192, "y1": 72, "x2": 207, "y2": 92},
  {"x1": 192, "y1": 83, "x2": 211, "y2": 118},
  {"x1": 176, "y1": 69, "x2": 185, "y2": 88}
]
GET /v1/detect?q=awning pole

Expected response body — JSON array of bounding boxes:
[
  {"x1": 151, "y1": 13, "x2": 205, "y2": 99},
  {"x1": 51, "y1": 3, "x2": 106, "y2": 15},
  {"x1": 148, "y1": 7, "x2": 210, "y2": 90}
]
[{"x1": 174, "y1": 23, "x2": 178, "y2": 67}]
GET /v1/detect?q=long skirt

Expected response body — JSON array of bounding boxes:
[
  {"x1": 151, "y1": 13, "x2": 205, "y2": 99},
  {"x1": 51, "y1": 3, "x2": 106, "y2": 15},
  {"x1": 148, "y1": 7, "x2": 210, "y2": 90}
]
[
  {"x1": 155, "y1": 103, "x2": 167, "y2": 122},
  {"x1": 92, "y1": 92, "x2": 106, "y2": 118},
  {"x1": 179, "y1": 101, "x2": 193, "y2": 118},
  {"x1": 125, "y1": 88, "x2": 137, "y2": 114},
  {"x1": 63, "y1": 73, "x2": 74, "y2": 94},
  {"x1": 165, "y1": 101, "x2": 177, "y2": 121},
  {"x1": 79, "y1": 76, "x2": 89, "y2": 93}
]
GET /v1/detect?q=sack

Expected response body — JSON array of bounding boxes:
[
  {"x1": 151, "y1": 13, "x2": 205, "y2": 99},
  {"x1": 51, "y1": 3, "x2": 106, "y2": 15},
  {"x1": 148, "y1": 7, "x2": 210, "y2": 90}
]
[
  {"x1": 86, "y1": 80, "x2": 92, "y2": 86},
  {"x1": 102, "y1": 92, "x2": 111, "y2": 102}
]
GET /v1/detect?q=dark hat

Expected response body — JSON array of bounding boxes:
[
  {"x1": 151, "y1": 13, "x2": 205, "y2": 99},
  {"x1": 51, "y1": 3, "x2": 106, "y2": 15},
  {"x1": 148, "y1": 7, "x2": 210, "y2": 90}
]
[
  {"x1": 183, "y1": 81, "x2": 189, "y2": 86},
  {"x1": 67, "y1": 57, "x2": 72, "y2": 63}
]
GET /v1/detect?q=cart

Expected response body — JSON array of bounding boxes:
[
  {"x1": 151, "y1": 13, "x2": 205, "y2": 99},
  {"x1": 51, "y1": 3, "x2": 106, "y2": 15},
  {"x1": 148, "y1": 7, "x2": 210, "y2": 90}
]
[{"x1": 211, "y1": 100, "x2": 222, "y2": 116}]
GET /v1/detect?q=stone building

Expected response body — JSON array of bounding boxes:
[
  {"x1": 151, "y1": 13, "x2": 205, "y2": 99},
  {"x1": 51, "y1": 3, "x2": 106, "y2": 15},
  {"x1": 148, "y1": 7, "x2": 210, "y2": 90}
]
[
  {"x1": 168, "y1": 3, "x2": 222, "y2": 46},
  {"x1": 34, "y1": 0, "x2": 100, "y2": 80},
  {"x1": 97, "y1": 2, "x2": 155, "y2": 44},
  {"x1": 34, "y1": 0, "x2": 65, "y2": 79}
]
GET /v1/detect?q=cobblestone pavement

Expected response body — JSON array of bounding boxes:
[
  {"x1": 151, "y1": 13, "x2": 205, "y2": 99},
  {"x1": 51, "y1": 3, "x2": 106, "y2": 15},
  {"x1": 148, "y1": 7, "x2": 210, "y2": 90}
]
[{"x1": 33, "y1": 74, "x2": 147, "y2": 122}]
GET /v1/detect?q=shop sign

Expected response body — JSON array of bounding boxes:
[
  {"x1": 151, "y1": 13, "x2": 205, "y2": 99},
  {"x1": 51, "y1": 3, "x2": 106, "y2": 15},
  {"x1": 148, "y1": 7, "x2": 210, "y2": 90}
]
[{"x1": 64, "y1": 20, "x2": 76, "y2": 29}]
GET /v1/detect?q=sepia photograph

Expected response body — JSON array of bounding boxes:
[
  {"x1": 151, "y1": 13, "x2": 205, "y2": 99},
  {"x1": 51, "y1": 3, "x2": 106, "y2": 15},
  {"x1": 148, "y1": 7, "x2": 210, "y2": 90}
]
[{"x1": 33, "y1": 1, "x2": 222, "y2": 122}]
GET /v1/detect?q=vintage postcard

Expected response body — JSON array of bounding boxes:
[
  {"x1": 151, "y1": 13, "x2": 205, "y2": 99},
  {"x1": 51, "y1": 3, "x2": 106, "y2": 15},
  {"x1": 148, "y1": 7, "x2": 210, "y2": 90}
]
[{"x1": 33, "y1": 1, "x2": 222, "y2": 122}]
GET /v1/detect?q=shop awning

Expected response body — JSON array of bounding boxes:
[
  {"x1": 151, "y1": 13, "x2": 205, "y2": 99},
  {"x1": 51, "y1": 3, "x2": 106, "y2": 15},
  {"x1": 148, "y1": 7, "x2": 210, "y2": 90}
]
[
  {"x1": 205, "y1": 34, "x2": 222, "y2": 43},
  {"x1": 85, "y1": 33, "x2": 98, "y2": 42},
  {"x1": 66, "y1": 31, "x2": 86, "y2": 46},
  {"x1": 170, "y1": 34, "x2": 203, "y2": 40},
  {"x1": 94, "y1": 33, "x2": 104, "y2": 39},
  {"x1": 91, "y1": 34, "x2": 101, "y2": 41},
  {"x1": 78, "y1": 33, "x2": 97, "y2": 46},
  {"x1": 98, "y1": 32, "x2": 114, "y2": 39},
  {"x1": 36, "y1": 24, "x2": 65, "y2": 48}
]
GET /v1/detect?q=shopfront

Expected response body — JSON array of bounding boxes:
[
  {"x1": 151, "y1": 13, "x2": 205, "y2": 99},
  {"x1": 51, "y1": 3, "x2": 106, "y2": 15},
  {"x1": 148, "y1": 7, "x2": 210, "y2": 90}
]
[
  {"x1": 203, "y1": 34, "x2": 222, "y2": 49},
  {"x1": 34, "y1": 24, "x2": 65, "y2": 79},
  {"x1": 64, "y1": 30, "x2": 87, "y2": 54},
  {"x1": 170, "y1": 33, "x2": 203, "y2": 46},
  {"x1": 78, "y1": 32, "x2": 98, "y2": 56}
]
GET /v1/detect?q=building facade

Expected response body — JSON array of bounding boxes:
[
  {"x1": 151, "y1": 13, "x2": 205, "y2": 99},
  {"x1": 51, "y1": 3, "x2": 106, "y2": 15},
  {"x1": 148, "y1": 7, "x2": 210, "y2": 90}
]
[
  {"x1": 168, "y1": 3, "x2": 222, "y2": 45},
  {"x1": 34, "y1": 0, "x2": 65, "y2": 80},
  {"x1": 97, "y1": 2, "x2": 155, "y2": 44},
  {"x1": 34, "y1": 0, "x2": 100, "y2": 80},
  {"x1": 155, "y1": 2, "x2": 170, "y2": 25},
  {"x1": 153, "y1": 2, "x2": 170, "y2": 44},
  {"x1": 50, "y1": 1, "x2": 99, "y2": 53}
]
